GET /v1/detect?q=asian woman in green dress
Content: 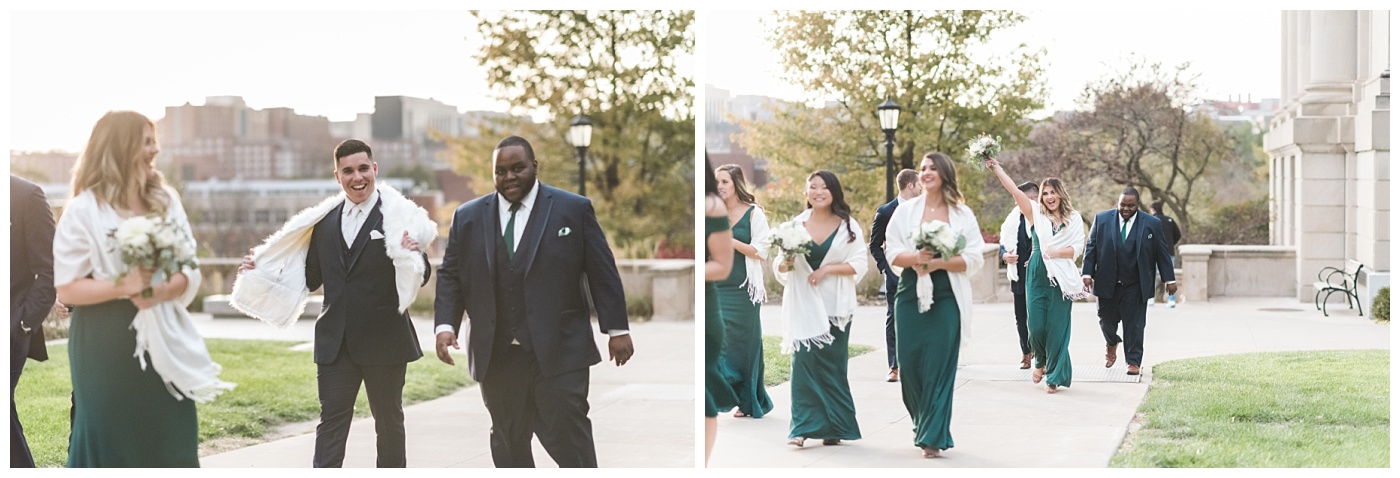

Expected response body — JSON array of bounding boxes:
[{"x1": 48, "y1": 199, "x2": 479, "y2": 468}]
[
  {"x1": 883, "y1": 152, "x2": 986, "y2": 458},
  {"x1": 704, "y1": 157, "x2": 738, "y2": 466},
  {"x1": 771, "y1": 171, "x2": 867, "y2": 447},
  {"x1": 713, "y1": 164, "x2": 774, "y2": 419}
]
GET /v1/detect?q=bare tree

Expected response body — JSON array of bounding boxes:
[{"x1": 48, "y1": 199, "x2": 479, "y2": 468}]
[{"x1": 1014, "y1": 59, "x2": 1241, "y2": 240}]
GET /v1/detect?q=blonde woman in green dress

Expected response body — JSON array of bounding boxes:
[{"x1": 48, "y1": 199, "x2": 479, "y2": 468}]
[
  {"x1": 884, "y1": 152, "x2": 985, "y2": 458},
  {"x1": 54, "y1": 111, "x2": 232, "y2": 467},
  {"x1": 986, "y1": 158, "x2": 1089, "y2": 393},
  {"x1": 767, "y1": 170, "x2": 867, "y2": 447}
]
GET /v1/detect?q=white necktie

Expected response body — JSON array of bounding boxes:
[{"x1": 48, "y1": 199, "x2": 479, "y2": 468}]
[{"x1": 343, "y1": 206, "x2": 360, "y2": 247}]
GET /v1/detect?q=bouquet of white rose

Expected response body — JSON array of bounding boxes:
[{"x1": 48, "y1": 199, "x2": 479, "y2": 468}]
[
  {"x1": 111, "y1": 215, "x2": 198, "y2": 298},
  {"x1": 766, "y1": 219, "x2": 814, "y2": 261},
  {"x1": 911, "y1": 219, "x2": 967, "y2": 260},
  {"x1": 966, "y1": 133, "x2": 1002, "y2": 170}
]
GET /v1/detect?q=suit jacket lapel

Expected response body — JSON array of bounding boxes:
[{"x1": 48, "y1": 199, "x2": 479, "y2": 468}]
[
  {"x1": 329, "y1": 203, "x2": 349, "y2": 273},
  {"x1": 482, "y1": 194, "x2": 498, "y2": 277},
  {"x1": 344, "y1": 198, "x2": 383, "y2": 274},
  {"x1": 517, "y1": 185, "x2": 554, "y2": 280}
]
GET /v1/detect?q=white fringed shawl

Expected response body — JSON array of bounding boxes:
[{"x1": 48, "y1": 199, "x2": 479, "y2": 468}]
[
  {"x1": 230, "y1": 183, "x2": 437, "y2": 328},
  {"x1": 53, "y1": 189, "x2": 236, "y2": 403},
  {"x1": 760, "y1": 209, "x2": 868, "y2": 354},
  {"x1": 1030, "y1": 203, "x2": 1090, "y2": 300},
  {"x1": 884, "y1": 195, "x2": 985, "y2": 347},
  {"x1": 741, "y1": 205, "x2": 770, "y2": 304}
]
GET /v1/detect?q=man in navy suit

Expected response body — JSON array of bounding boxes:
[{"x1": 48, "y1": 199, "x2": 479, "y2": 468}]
[
  {"x1": 433, "y1": 135, "x2": 634, "y2": 468},
  {"x1": 1081, "y1": 187, "x2": 1177, "y2": 375},
  {"x1": 869, "y1": 169, "x2": 918, "y2": 382},
  {"x1": 11, "y1": 175, "x2": 55, "y2": 468}
]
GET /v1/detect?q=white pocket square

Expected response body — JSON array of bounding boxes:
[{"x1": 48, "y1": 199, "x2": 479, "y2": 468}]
[
  {"x1": 370, "y1": 230, "x2": 385, "y2": 240},
  {"x1": 558, "y1": 227, "x2": 572, "y2": 237}
]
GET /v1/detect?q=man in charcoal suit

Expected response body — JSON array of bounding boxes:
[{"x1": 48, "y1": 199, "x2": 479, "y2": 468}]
[{"x1": 239, "y1": 139, "x2": 432, "y2": 467}]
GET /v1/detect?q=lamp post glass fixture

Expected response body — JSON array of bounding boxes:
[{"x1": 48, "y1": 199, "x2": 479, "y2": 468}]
[
  {"x1": 570, "y1": 114, "x2": 593, "y2": 196},
  {"x1": 877, "y1": 97, "x2": 901, "y2": 202}
]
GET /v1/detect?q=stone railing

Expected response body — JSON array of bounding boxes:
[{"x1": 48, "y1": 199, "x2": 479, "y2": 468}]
[
  {"x1": 1179, "y1": 245, "x2": 1297, "y2": 303},
  {"x1": 200, "y1": 257, "x2": 694, "y2": 321}
]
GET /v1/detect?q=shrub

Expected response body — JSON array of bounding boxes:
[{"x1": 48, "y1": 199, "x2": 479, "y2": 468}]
[
  {"x1": 626, "y1": 295, "x2": 653, "y2": 320},
  {"x1": 409, "y1": 293, "x2": 435, "y2": 314},
  {"x1": 1371, "y1": 287, "x2": 1389, "y2": 323},
  {"x1": 1192, "y1": 198, "x2": 1268, "y2": 245}
]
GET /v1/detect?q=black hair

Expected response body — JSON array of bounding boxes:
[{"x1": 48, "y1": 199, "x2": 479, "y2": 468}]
[
  {"x1": 333, "y1": 139, "x2": 372, "y2": 165},
  {"x1": 495, "y1": 135, "x2": 536, "y2": 162},
  {"x1": 806, "y1": 170, "x2": 856, "y2": 243},
  {"x1": 1121, "y1": 186, "x2": 1141, "y2": 200}
]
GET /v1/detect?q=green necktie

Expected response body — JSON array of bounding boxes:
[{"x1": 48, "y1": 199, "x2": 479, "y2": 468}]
[
  {"x1": 1121, "y1": 220, "x2": 1128, "y2": 243},
  {"x1": 504, "y1": 201, "x2": 521, "y2": 259}
]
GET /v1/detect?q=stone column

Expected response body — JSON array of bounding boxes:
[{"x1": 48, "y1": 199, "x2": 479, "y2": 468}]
[
  {"x1": 1353, "y1": 10, "x2": 1390, "y2": 311},
  {"x1": 1179, "y1": 245, "x2": 1211, "y2": 303}
]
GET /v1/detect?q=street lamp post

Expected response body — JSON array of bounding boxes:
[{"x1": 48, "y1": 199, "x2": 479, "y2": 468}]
[
  {"x1": 877, "y1": 97, "x2": 902, "y2": 202},
  {"x1": 569, "y1": 114, "x2": 593, "y2": 196}
]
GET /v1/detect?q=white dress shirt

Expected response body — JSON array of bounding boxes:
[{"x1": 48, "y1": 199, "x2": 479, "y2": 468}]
[
  {"x1": 435, "y1": 182, "x2": 627, "y2": 337},
  {"x1": 498, "y1": 181, "x2": 540, "y2": 255},
  {"x1": 342, "y1": 189, "x2": 380, "y2": 247}
]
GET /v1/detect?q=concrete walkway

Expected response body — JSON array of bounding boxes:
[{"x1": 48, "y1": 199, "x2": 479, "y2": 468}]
[
  {"x1": 707, "y1": 297, "x2": 1390, "y2": 468},
  {"x1": 190, "y1": 314, "x2": 695, "y2": 468}
]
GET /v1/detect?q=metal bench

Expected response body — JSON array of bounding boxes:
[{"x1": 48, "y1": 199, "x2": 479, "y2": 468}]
[{"x1": 1314, "y1": 260, "x2": 1365, "y2": 317}]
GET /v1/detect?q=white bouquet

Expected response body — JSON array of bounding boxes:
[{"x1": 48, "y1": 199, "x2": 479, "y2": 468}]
[
  {"x1": 911, "y1": 219, "x2": 967, "y2": 260},
  {"x1": 966, "y1": 133, "x2": 1002, "y2": 170},
  {"x1": 766, "y1": 219, "x2": 814, "y2": 261},
  {"x1": 910, "y1": 219, "x2": 967, "y2": 312},
  {"x1": 111, "y1": 215, "x2": 198, "y2": 298}
]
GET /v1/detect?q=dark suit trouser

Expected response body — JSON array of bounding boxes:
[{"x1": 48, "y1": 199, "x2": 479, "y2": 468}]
[
  {"x1": 481, "y1": 344, "x2": 595, "y2": 468},
  {"x1": 884, "y1": 273, "x2": 898, "y2": 369},
  {"x1": 11, "y1": 333, "x2": 34, "y2": 468},
  {"x1": 313, "y1": 346, "x2": 408, "y2": 468},
  {"x1": 1097, "y1": 283, "x2": 1147, "y2": 366},
  {"x1": 1012, "y1": 284, "x2": 1031, "y2": 355}
]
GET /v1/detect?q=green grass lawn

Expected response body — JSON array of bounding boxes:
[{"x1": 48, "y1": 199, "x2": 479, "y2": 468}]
[
  {"x1": 1112, "y1": 349, "x2": 1390, "y2": 467},
  {"x1": 14, "y1": 339, "x2": 471, "y2": 468},
  {"x1": 761, "y1": 335, "x2": 875, "y2": 387}
]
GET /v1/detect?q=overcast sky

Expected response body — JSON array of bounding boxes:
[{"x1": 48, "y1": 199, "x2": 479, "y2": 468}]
[
  {"x1": 8, "y1": 9, "x2": 508, "y2": 152},
  {"x1": 704, "y1": 10, "x2": 1282, "y2": 114}
]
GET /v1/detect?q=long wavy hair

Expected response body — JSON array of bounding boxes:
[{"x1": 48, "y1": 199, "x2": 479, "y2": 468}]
[
  {"x1": 922, "y1": 152, "x2": 965, "y2": 207},
  {"x1": 72, "y1": 111, "x2": 171, "y2": 215},
  {"x1": 715, "y1": 163, "x2": 757, "y2": 205},
  {"x1": 1039, "y1": 177, "x2": 1076, "y2": 223},
  {"x1": 805, "y1": 170, "x2": 856, "y2": 243}
]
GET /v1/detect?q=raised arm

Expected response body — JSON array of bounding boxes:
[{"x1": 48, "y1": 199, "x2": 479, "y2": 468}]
[{"x1": 987, "y1": 159, "x2": 1034, "y2": 220}]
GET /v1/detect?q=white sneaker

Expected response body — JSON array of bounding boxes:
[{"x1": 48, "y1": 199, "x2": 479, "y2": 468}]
[{"x1": 1147, "y1": 298, "x2": 1155, "y2": 306}]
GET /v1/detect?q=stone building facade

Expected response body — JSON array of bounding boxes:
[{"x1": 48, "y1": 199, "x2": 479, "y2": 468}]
[{"x1": 1265, "y1": 10, "x2": 1389, "y2": 307}]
